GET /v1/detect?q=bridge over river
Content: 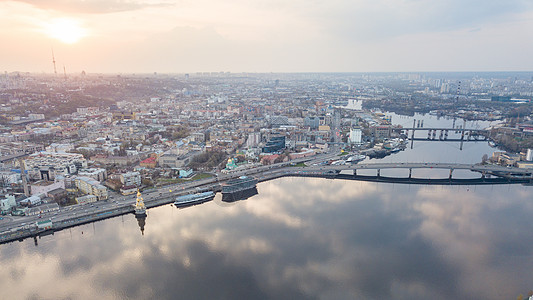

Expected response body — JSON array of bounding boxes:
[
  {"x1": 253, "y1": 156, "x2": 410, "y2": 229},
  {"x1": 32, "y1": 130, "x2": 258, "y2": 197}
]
[
  {"x1": 2, "y1": 161, "x2": 532, "y2": 245},
  {"x1": 278, "y1": 162, "x2": 533, "y2": 185}
]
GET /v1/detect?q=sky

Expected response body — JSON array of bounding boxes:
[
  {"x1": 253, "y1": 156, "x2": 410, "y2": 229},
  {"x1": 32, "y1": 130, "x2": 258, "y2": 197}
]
[{"x1": 1, "y1": 0, "x2": 532, "y2": 73}]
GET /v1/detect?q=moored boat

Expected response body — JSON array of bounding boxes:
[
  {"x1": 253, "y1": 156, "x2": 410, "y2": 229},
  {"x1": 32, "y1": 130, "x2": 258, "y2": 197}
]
[{"x1": 174, "y1": 191, "x2": 215, "y2": 208}]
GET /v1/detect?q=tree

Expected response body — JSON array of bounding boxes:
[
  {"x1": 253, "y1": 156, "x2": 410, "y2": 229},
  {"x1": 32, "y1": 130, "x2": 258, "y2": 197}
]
[
  {"x1": 481, "y1": 154, "x2": 488, "y2": 164},
  {"x1": 274, "y1": 155, "x2": 285, "y2": 164}
]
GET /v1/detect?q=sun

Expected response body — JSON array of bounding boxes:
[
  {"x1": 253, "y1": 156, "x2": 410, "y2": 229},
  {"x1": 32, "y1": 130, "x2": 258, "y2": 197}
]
[{"x1": 45, "y1": 18, "x2": 87, "y2": 44}]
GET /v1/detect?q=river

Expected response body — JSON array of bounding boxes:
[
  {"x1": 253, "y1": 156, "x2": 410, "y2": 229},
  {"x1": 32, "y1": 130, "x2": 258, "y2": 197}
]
[{"x1": 0, "y1": 113, "x2": 532, "y2": 300}]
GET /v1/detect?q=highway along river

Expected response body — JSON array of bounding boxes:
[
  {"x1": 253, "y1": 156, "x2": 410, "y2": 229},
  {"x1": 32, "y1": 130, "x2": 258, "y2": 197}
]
[{"x1": 1, "y1": 114, "x2": 532, "y2": 300}]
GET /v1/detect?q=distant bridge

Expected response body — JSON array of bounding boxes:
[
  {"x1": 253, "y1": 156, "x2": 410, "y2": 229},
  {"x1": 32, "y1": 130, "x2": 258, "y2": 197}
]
[
  {"x1": 277, "y1": 163, "x2": 533, "y2": 185},
  {"x1": 390, "y1": 126, "x2": 491, "y2": 148},
  {"x1": 0, "y1": 152, "x2": 28, "y2": 163},
  {"x1": 395, "y1": 127, "x2": 489, "y2": 133}
]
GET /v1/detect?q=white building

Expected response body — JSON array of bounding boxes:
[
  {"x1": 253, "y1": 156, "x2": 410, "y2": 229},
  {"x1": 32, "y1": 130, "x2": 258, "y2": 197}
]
[
  {"x1": 78, "y1": 168, "x2": 107, "y2": 182},
  {"x1": 0, "y1": 194, "x2": 16, "y2": 213},
  {"x1": 349, "y1": 127, "x2": 363, "y2": 145},
  {"x1": 23, "y1": 152, "x2": 87, "y2": 180},
  {"x1": 120, "y1": 171, "x2": 141, "y2": 187},
  {"x1": 0, "y1": 170, "x2": 19, "y2": 186},
  {"x1": 76, "y1": 194, "x2": 97, "y2": 205},
  {"x1": 75, "y1": 176, "x2": 108, "y2": 200},
  {"x1": 45, "y1": 143, "x2": 74, "y2": 153},
  {"x1": 20, "y1": 195, "x2": 42, "y2": 206},
  {"x1": 246, "y1": 132, "x2": 261, "y2": 148}
]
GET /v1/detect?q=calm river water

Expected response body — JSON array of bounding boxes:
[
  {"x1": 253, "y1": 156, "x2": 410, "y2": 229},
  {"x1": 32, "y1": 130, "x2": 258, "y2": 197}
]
[{"x1": 1, "y1": 114, "x2": 532, "y2": 300}]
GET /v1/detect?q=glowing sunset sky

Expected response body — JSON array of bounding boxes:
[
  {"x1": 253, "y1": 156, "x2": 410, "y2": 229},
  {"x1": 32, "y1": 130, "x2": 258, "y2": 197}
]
[{"x1": 1, "y1": 0, "x2": 532, "y2": 73}]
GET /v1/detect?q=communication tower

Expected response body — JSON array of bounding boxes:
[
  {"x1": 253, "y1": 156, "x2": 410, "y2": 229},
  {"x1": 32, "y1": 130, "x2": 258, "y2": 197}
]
[{"x1": 51, "y1": 48, "x2": 57, "y2": 75}]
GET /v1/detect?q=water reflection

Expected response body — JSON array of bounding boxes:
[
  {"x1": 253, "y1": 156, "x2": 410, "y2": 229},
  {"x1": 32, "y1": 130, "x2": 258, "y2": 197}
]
[{"x1": 1, "y1": 178, "x2": 532, "y2": 300}]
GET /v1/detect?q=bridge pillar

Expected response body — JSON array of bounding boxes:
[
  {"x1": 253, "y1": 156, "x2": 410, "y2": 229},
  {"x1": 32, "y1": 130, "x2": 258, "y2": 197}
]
[
  {"x1": 411, "y1": 119, "x2": 416, "y2": 149},
  {"x1": 449, "y1": 169, "x2": 454, "y2": 179}
]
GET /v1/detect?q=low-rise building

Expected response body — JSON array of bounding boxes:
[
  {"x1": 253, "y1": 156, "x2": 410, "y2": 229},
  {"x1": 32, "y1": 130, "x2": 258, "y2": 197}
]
[
  {"x1": 370, "y1": 126, "x2": 392, "y2": 140},
  {"x1": 20, "y1": 195, "x2": 42, "y2": 206},
  {"x1": 158, "y1": 151, "x2": 200, "y2": 168},
  {"x1": 120, "y1": 185, "x2": 137, "y2": 195},
  {"x1": 78, "y1": 168, "x2": 107, "y2": 182},
  {"x1": 179, "y1": 168, "x2": 194, "y2": 178},
  {"x1": 23, "y1": 152, "x2": 87, "y2": 180},
  {"x1": 120, "y1": 172, "x2": 141, "y2": 187},
  {"x1": 0, "y1": 170, "x2": 19, "y2": 186},
  {"x1": 25, "y1": 203, "x2": 59, "y2": 216},
  {"x1": 139, "y1": 157, "x2": 157, "y2": 168},
  {"x1": 0, "y1": 194, "x2": 17, "y2": 213},
  {"x1": 517, "y1": 161, "x2": 533, "y2": 168},
  {"x1": 76, "y1": 194, "x2": 97, "y2": 205},
  {"x1": 47, "y1": 188, "x2": 67, "y2": 205},
  {"x1": 75, "y1": 176, "x2": 108, "y2": 200},
  {"x1": 498, "y1": 153, "x2": 521, "y2": 166},
  {"x1": 30, "y1": 180, "x2": 65, "y2": 196}
]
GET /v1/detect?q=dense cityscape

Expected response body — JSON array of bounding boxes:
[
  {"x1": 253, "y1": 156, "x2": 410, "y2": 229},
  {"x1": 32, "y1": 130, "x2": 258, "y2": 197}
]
[
  {"x1": 0, "y1": 71, "x2": 531, "y2": 230},
  {"x1": 1, "y1": 70, "x2": 533, "y2": 298},
  {"x1": 4, "y1": 0, "x2": 533, "y2": 298}
]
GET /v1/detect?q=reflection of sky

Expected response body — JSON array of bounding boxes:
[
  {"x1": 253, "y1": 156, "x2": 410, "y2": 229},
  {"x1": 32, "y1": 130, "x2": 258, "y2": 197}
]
[{"x1": 1, "y1": 178, "x2": 533, "y2": 299}]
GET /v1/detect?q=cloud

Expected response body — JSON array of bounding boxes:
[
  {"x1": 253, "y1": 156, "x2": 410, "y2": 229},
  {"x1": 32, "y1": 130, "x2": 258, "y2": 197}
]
[
  {"x1": 6, "y1": 0, "x2": 173, "y2": 14},
  {"x1": 290, "y1": 0, "x2": 533, "y2": 42}
]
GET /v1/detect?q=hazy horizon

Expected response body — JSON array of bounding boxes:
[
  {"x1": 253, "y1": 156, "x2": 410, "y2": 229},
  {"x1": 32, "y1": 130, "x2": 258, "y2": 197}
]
[{"x1": 2, "y1": 0, "x2": 533, "y2": 74}]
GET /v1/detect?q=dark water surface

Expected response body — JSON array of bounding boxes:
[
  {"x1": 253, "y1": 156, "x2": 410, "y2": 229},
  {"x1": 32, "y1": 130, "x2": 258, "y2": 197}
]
[{"x1": 1, "y1": 114, "x2": 532, "y2": 299}]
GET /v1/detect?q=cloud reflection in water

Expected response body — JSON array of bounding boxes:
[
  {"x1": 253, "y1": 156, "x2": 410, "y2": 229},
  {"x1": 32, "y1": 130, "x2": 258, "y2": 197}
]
[{"x1": 0, "y1": 178, "x2": 532, "y2": 299}]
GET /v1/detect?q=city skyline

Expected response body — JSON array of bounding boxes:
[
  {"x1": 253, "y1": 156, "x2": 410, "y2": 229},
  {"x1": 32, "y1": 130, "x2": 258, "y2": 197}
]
[{"x1": 1, "y1": 0, "x2": 533, "y2": 74}]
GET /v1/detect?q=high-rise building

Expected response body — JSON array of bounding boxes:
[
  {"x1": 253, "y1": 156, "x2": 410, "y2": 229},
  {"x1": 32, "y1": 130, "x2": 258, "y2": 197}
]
[{"x1": 349, "y1": 127, "x2": 362, "y2": 145}]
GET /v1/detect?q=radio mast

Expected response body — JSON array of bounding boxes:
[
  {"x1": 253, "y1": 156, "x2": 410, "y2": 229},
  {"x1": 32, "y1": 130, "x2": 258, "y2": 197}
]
[{"x1": 51, "y1": 48, "x2": 57, "y2": 75}]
